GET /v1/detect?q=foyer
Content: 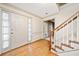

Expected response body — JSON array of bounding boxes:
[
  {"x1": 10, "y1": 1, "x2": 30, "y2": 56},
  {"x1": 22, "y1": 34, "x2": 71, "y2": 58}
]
[{"x1": 0, "y1": 3, "x2": 79, "y2": 56}]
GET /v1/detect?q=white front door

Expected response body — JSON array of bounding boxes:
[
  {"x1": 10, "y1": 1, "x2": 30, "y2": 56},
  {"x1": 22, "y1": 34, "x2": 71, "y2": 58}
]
[{"x1": 11, "y1": 12, "x2": 28, "y2": 49}]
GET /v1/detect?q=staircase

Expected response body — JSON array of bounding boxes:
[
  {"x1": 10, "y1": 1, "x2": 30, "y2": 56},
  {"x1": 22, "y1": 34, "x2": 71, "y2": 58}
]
[{"x1": 50, "y1": 11, "x2": 79, "y2": 55}]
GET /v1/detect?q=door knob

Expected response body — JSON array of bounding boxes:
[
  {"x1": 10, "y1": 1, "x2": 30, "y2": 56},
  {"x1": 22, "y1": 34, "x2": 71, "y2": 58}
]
[{"x1": 11, "y1": 32, "x2": 13, "y2": 34}]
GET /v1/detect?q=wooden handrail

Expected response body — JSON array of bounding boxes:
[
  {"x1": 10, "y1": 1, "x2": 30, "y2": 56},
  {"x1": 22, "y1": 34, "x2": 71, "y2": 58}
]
[{"x1": 55, "y1": 11, "x2": 79, "y2": 32}]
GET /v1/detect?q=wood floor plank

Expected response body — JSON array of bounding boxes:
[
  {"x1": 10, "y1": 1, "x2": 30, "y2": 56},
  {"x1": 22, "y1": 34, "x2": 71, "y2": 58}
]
[{"x1": 1, "y1": 39, "x2": 57, "y2": 56}]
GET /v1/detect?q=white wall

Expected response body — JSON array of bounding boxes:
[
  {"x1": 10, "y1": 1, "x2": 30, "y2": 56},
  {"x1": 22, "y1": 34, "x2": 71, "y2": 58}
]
[
  {"x1": 32, "y1": 17, "x2": 44, "y2": 42},
  {"x1": 43, "y1": 22, "x2": 49, "y2": 38}
]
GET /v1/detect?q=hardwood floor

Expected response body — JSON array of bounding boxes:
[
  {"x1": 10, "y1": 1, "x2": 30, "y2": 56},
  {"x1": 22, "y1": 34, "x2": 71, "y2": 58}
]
[{"x1": 1, "y1": 39, "x2": 57, "y2": 56}]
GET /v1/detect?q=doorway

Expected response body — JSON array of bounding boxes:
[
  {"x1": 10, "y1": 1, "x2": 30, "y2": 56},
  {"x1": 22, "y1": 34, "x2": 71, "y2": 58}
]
[{"x1": 44, "y1": 19, "x2": 55, "y2": 39}]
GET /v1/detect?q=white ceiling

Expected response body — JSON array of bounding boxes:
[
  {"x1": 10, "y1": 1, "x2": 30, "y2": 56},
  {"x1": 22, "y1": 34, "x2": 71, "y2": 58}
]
[{"x1": 9, "y1": 3, "x2": 59, "y2": 18}]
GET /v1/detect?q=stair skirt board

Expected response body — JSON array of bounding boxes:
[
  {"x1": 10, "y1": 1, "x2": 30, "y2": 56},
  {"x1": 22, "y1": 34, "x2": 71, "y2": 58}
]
[{"x1": 58, "y1": 49, "x2": 79, "y2": 56}]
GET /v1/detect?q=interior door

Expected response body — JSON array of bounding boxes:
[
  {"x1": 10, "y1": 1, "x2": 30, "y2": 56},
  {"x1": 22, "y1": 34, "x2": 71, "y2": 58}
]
[{"x1": 1, "y1": 10, "x2": 11, "y2": 52}]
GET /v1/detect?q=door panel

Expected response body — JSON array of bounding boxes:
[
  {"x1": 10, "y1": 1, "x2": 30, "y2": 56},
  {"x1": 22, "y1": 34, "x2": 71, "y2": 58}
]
[{"x1": 11, "y1": 13, "x2": 28, "y2": 49}]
